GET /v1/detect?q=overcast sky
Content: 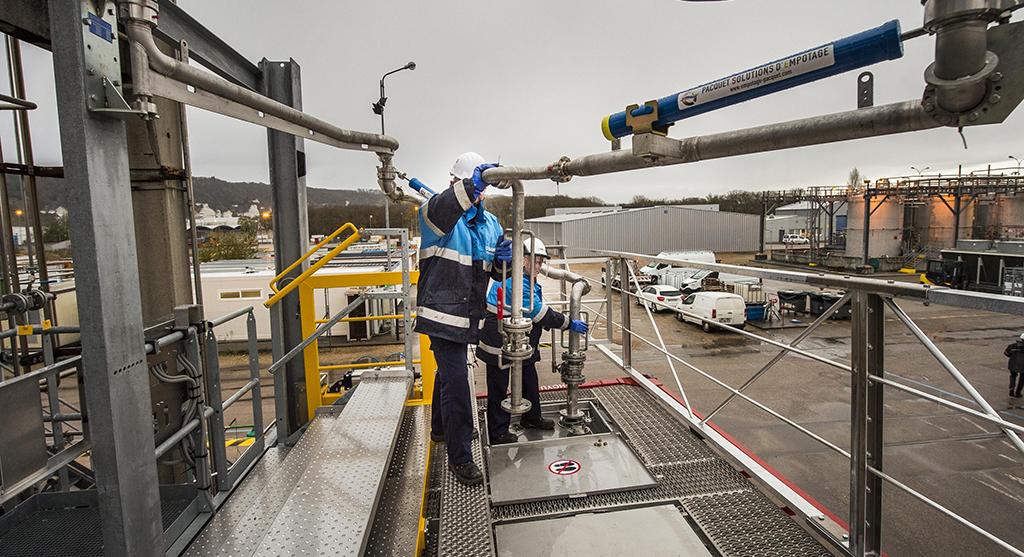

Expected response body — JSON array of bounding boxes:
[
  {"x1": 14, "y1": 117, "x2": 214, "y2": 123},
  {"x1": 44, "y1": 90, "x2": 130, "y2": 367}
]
[{"x1": 2, "y1": 1, "x2": 1022, "y2": 202}]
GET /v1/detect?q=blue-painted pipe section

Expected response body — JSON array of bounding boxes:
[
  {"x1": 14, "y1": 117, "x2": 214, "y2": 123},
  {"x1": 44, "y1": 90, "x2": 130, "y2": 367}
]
[
  {"x1": 409, "y1": 177, "x2": 437, "y2": 197},
  {"x1": 602, "y1": 20, "x2": 904, "y2": 140}
]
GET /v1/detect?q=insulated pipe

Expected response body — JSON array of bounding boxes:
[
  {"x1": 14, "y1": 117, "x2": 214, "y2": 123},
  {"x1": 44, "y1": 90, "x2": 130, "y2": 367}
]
[
  {"x1": 120, "y1": 5, "x2": 398, "y2": 154},
  {"x1": 482, "y1": 100, "x2": 939, "y2": 183}
]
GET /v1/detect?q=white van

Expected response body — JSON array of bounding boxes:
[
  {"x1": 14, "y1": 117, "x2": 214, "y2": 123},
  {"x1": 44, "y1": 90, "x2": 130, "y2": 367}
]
[{"x1": 675, "y1": 292, "x2": 747, "y2": 332}]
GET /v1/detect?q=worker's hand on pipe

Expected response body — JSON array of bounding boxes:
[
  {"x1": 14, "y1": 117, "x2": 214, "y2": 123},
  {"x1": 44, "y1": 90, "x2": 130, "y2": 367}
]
[
  {"x1": 570, "y1": 320, "x2": 589, "y2": 334},
  {"x1": 472, "y1": 163, "x2": 499, "y2": 196},
  {"x1": 495, "y1": 239, "x2": 512, "y2": 263}
]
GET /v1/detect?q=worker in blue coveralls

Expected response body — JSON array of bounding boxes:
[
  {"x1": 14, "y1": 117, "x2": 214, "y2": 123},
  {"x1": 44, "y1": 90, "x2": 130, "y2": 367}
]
[
  {"x1": 477, "y1": 238, "x2": 589, "y2": 444},
  {"x1": 414, "y1": 152, "x2": 511, "y2": 486}
]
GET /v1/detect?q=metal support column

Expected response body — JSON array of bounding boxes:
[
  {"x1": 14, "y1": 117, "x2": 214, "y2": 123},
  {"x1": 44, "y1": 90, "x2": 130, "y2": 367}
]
[
  {"x1": 758, "y1": 195, "x2": 767, "y2": 257},
  {"x1": 952, "y1": 185, "x2": 962, "y2": 247},
  {"x1": 262, "y1": 58, "x2": 310, "y2": 437},
  {"x1": 862, "y1": 192, "x2": 872, "y2": 266},
  {"x1": 850, "y1": 291, "x2": 884, "y2": 556},
  {"x1": 618, "y1": 257, "x2": 631, "y2": 369},
  {"x1": 48, "y1": 1, "x2": 164, "y2": 553}
]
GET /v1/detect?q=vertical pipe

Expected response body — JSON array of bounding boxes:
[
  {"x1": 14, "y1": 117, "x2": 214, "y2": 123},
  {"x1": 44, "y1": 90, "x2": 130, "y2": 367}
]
[
  {"x1": 505, "y1": 181, "x2": 529, "y2": 414},
  {"x1": 6, "y1": 38, "x2": 50, "y2": 313},
  {"x1": 758, "y1": 196, "x2": 767, "y2": 256},
  {"x1": 0, "y1": 137, "x2": 21, "y2": 375},
  {"x1": 619, "y1": 258, "x2": 632, "y2": 369},
  {"x1": 175, "y1": 43, "x2": 203, "y2": 310}
]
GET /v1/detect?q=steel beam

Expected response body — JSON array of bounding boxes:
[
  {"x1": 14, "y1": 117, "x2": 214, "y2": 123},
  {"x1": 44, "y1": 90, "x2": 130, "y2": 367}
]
[
  {"x1": 0, "y1": 0, "x2": 50, "y2": 48},
  {"x1": 47, "y1": 1, "x2": 163, "y2": 553},
  {"x1": 153, "y1": 0, "x2": 260, "y2": 90},
  {"x1": 262, "y1": 58, "x2": 310, "y2": 436}
]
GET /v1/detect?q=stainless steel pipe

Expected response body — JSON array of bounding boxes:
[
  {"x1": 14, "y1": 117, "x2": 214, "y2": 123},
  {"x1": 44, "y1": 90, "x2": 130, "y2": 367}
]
[
  {"x1": 120, "y1": 4, "x2": 398, "y2": 154},
  {"x1": 499, "y1": 180, "x2": 532, "y2": 416},
  {"x1": 540, "y1": 264, "x2": 591, "y2": 433},
  {"x1": 482, "y1": 101, "x2": 939, "y2": 183}
]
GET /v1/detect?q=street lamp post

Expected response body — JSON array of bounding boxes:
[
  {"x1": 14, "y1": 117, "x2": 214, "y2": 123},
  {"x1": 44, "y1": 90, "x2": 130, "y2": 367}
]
[
  {"x1": 910, "y1": 165, "x2": 930, "y2": 177},
  {"x1": 372, "y1": 62, "x2": 416, "y2": 231},
  {"x1": 1009, "y1": 156, "x2": 1022, "y2": 175}
]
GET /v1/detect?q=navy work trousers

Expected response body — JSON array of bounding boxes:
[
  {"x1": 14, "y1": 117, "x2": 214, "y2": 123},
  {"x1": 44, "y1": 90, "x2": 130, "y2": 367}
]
[
  {"x1": 485, "y1": 360, "x2": 542, "y2": 442},
  {"x1": 429, "y1": 336, "x2": 474, "y2": 465}
]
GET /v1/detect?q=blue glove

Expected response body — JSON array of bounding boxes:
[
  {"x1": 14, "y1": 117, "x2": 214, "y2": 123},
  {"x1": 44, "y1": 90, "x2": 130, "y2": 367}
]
[
  {"x1": 472, "y1": 163, "x2": 499, "y2": 196},
  {"x1": 495, "y1": 239, "x2": 512, "y2": 264},
  {"x1": 570, "y1": 319, "x2": 588, "y2": 334}
]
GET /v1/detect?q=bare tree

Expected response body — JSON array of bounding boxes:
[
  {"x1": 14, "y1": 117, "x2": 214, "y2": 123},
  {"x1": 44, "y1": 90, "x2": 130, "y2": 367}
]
[{"x1": 848, "y1": 167, "x2": 863, "y2": 188}]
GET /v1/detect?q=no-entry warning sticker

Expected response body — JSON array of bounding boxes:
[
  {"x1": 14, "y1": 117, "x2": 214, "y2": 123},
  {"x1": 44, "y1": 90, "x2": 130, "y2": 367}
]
[{"x1": 547, "y1": 459, "x2": 581, "y2": 476}]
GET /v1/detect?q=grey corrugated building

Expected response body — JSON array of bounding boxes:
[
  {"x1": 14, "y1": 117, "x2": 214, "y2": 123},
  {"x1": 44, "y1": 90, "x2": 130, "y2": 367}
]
[{"x1": 525, "y1": 206, "x2": 759, "y2": 257}]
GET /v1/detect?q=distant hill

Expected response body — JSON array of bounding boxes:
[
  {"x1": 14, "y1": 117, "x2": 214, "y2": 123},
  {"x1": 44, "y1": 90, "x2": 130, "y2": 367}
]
[{"x1": 1, "y1": 174, "x2": 388, "y2": 213}]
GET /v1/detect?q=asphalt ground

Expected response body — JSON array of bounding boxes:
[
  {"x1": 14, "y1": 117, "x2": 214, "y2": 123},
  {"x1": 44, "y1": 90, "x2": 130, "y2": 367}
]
[{"x1": 209, "y1": 258, "x2": 1024, "y2": 556}]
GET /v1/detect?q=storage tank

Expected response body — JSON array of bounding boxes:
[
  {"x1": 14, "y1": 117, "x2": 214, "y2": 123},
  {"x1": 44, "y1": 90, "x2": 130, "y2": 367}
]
[
  {"x1": 910, "y1": 195, "x2": 975, "y2": 250},
  {"x1": 994, "y1": 194, "x2": 1024, "y2": 240},
  {"x1": 845, "y1": 195, "x2": 904, "y2": 259}
]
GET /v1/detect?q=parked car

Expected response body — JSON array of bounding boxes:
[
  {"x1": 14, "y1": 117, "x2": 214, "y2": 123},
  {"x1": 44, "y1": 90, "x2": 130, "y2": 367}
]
[
  {"x1": 675, "y1": 292, "x2": 747, "y2": 332},
  {"x1": 782, "y1": 234, "x2": 809, "y2": 245},
  {"x1": 636, "y1": 285, "x2": 684, "y2": 312}
]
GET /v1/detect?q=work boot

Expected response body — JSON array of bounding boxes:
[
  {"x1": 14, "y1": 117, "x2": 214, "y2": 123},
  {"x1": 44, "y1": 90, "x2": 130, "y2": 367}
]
[
  {"x1": 448, "y1": 461, "x2": 484, "y2": 486},
  {"x1": 521, "y1": 417, "x2": 555, "y2": 430},
  {"x1": 1014, "y1": 391, "x2": 1023, "y2": 399},
  {"x1": 491, "y1": 432, "x2": 519, "y2": 445}
]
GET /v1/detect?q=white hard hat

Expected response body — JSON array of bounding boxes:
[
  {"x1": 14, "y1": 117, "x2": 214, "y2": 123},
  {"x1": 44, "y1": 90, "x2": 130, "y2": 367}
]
[
  {"x1": 451, "y1": 152, "x2": 486, "y2": 180},
  {"x1": 524, "y1": 238, "x2": 549, "y2": 259},
  {"x1": 1020, "y1": 332, "x2": 1024, "y2": 341}
]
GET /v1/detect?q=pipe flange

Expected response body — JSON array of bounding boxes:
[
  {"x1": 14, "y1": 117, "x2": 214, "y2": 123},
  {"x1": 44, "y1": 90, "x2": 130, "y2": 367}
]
[
  {"x1": 923, "y1": 0, "x2": 1014, "y2": 31},
  {"x1": 501, "y1": 397, "x2": 532, "y2": 415},
  {"x1": 118, "y1": 0, "x2": 160, "y2": 25},
  {"x1": 501, "y1": 317, "x2": 533, "y2": 334},
  {"x1": 26, "y1": 289, "x2": 49, "y2": 311},
  {"x1": 549, "y1": 156, "x2": 573, "y2": 184},
  {"x1": 501, "y1": 345, "x2": 534, "y2": 360},
  {"x1": 922, "y1": 51, "x2": 1001, "y2": 125},
  {"x1": 2, "y1": 293, "x2": 30, "y2": 314}
]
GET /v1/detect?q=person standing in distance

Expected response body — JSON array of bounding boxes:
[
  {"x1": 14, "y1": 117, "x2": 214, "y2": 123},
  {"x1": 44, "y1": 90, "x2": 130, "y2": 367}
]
[{"x1": 1005, "y1": 332, "x2": 1024, "y2": 398}]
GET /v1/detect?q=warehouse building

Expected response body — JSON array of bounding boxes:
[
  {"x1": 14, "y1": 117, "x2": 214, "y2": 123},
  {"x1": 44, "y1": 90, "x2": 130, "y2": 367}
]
[{"x1": 525, "y1": 206, "x2": 760, "y2": 257}]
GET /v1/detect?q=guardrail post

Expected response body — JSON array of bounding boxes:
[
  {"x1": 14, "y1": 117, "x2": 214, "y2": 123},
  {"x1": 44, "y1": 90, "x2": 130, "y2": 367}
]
[
  {"x1": 604, "y1": 258, "x2": 614, "y2": 342},
  {"x1": 204, "y1": 328, "x2": 230, "y2": 492},
  {"x1": 850, "y1": 291, "x2": 884, "y2": 556},
  {"x1": 619, "y1": 257, "x2": 632, "y2": 369},
  {"x1": 247, "y1": 311, "x2": 265, "y2": 446}
]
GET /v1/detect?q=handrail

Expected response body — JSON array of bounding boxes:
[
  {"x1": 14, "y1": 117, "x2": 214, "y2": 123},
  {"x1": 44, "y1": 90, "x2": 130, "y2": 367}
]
[
  {"x1": 264, "y1": 222, "x2": 361, "y2": 308},
  {"x1": 320, "y1": 359, "x2": 421, "y2": 371},
  {"x1": 208, "y1": 305, "x2": 254, "y2": 327}
]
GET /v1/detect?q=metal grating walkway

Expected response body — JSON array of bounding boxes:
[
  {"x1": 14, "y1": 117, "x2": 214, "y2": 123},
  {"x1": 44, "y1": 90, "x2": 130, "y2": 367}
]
[
  {"x1": 186, "y1": 372, "x2": 412, "y2": 556},
  {"x1": 426, "y1": 383, "x2": 832, "y2": 557}
]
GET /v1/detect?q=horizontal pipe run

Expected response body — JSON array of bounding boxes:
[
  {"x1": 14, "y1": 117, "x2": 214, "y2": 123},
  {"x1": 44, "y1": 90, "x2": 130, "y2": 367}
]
[
  {"x1": 208, "y1": 306, "x2": 253, "y2": 327},
  {"x1": 867, "y1": 465, "x2": 1024, "y2": 557},
  {"x1": 154, "y1": 406, "x2": 214, "y2": 458},
  {"x1": 319, "y1": 359, "x2": 420, "y2": 371},
  {"x1": 124, "y1": 20, "x2": 398, "y2": 153},
  {"x1": 222, "y1": 378, "x2": 259, "y2": 409},
  {"x1": 0, "y1": 326, "x2": 79, "y2": 339},
  {"x1": 483, "y1": 100, "x2": 938, "y2": 184}
]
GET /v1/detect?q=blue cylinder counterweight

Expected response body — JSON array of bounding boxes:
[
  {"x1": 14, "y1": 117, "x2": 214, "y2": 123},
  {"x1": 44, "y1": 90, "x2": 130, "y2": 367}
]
[{"x1": 601, "y1": 20, "x2": 904, "y2": 140}]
